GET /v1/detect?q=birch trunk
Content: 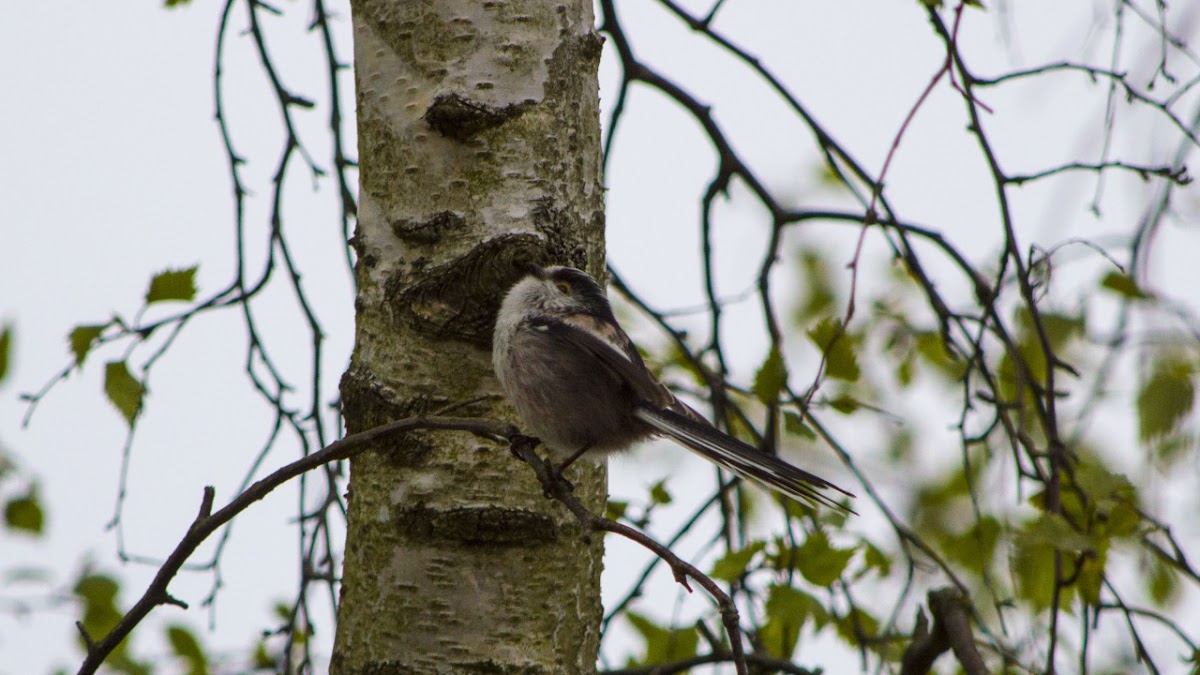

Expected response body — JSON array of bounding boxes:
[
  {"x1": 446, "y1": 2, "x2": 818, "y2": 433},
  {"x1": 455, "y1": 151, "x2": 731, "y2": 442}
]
[{"x1": 332, "y1": 0, "x2": 607, "y2": 672}]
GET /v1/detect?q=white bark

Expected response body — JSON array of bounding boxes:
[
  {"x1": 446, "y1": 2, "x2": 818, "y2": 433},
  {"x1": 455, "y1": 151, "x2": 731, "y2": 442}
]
[{"x1": 333, "y1": 1, "x2": 606, "y2": 672}]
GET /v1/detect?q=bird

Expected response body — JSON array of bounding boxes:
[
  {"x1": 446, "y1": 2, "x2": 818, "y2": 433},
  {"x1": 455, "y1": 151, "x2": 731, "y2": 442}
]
[{"x1": 492, "y1": 263, "x2": 853, "y2": 512}]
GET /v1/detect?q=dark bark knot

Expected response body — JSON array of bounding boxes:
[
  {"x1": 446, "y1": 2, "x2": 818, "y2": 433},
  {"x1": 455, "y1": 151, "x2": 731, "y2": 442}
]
[
  {"x1": 385, "y1": 233, "x2": 553, "y2": 346},
  {"x1": 391, "y1": 210, "x2": 467, "y2": 245},
  {"x1": 423, "y1": 93, "x2": 530, "y2": 141},
  {"x1": 396, "y1": 504, "x2": 558, "y2": 544}
]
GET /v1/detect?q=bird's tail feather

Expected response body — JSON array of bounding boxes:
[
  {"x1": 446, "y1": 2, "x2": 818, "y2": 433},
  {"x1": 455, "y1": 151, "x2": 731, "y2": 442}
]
[{"x1": 634, "y1": 404, "x2": 854, "y2": 513}]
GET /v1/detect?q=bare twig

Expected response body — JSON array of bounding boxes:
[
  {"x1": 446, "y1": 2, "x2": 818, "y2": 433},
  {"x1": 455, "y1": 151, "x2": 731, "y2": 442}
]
[
  {"x1": 76, "y1": 415, "x2": 513, "y2": 675},
  {"x1": 602, "y1": 651, "x2": 817, "y2": 675}
]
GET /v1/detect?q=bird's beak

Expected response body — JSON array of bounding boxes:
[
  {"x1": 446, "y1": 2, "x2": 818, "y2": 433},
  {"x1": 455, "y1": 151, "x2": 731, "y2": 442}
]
[{"x1": 526, "y1": 263, "x2": 546, "y2": 279}]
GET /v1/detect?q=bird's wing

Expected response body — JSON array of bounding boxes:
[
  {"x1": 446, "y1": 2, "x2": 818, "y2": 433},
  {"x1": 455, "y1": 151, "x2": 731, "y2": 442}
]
[
  {"x1": 528, "y1": 315, "x2": 854, "y2": 512},
  {"x1": 634, "y1": 404, "x2": 855, "y2": 513},
  {"x1": 526, "y1": 315, "x2": 674, "y2": 408}
]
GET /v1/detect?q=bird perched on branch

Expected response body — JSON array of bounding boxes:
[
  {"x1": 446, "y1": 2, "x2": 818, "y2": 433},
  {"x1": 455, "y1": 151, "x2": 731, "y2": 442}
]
[{"x1": 493, "y1": 264, "x2": 853, "y2": 512}]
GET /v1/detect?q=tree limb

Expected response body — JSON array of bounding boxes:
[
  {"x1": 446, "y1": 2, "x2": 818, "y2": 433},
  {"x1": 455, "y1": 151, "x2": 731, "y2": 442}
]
[
  {"x1": 899, "y1": 587, "x2": 987, "y2": 675},
  {"x1": 79, "y1": 414, "x2": 755, "y2": 675},
  {"x1": 602, "y1": 651, "x2": 817, "y2": 675},
  {"x1": 77, "y1": 415, "x2": 514, "y2": 675},
  {"x1": 509, "y1": 436, "x2": 751, "y2": 675}
]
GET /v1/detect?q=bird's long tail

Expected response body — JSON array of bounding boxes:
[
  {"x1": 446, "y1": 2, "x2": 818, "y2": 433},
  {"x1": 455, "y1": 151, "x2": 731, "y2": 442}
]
[{"x1": 633, "y1": 404, "x2": 855, "y2": 513}]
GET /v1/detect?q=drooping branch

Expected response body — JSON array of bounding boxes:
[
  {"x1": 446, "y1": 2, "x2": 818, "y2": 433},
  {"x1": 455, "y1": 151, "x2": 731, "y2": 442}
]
[
  {"x1": 79, "y1": 413, "x2": 756, "y2": 675},
  {"x1": 76, "y1": 415, "x2": 514, "y2": 675},
  {"x1": 508, "y1": 436, "x2": 751, "y2": 675}
]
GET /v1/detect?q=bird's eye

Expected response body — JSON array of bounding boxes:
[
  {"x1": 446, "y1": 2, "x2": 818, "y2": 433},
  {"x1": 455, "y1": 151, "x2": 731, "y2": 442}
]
[{"x1": 554, "y1": 281, "x2": 572, "y2": 295}]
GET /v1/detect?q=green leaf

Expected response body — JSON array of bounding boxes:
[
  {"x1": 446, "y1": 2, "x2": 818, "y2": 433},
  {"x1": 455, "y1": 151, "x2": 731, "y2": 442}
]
[
  {"x1": 794, "y1": 531, "x2": 855, "y2": 586},
  {"x1": 1020, "y1": 513, "x2": 1095, "y2": 553},
  {"x1": 1147, "y1": 557, "x2": 1179, "y2": 605},
  {"x1": 710, "y1": 541, "x2": 766, "y2": 581},
  {"x1": 0, "y1": 323, "x2": 11, "y2": 383},
  {"x1": 4, "y1": 487, "x2": 44, "y2": 535},
  {"x1": 769, "y1": 583, "x2": 828, "y2": 626},
  {"x1": 104, "y1": 361, "x2": 145, "y2": 426},
  {"x1": 1100, "y1": 501, "x2": 1141, "y2": 539},
  {"x1": 943, "y1": 516, "x2": 1000, "y2": 576},
  {"x1": 783, "y1": 411, "x2": 816, "y2": 439},
  {"x1": 252, "y1": 639, "x2": 275, "y2": 668},
  {"x1": 781, "y1": 497, "x2": 818, "y2": 522},
  {"x1": 1078, "y1": 543, "x2": 1107, "y2": 606},
  {"x1": 74, "y1": 572, "x2": 152, "y2": 675},
  {"x1": 752, "y1": 346, "x2": 788, "y2": 404},
  {"x1": 625, "y1": 612, "x2": 698, "y2": 666},
  {"x1": 807, "y1": 317, "x2": 860, "y2": 382},
  {"x1": 1001, "y1": 309, "x2": 1085, "y2": 395},
  {"x1": 145, "y1": 266, "x2": 198, "y2": 305},
  {"x1": 794, "y1": 249, "x2": 836, "y2": 322},
  {"x1": 167, "y1": 625, "x2": 208, "y2": 675},
  {"x1": 648, "y1": 480, "x2": 672, "y2": 505},
  {"x1": 1153, "y1": 434, "x2": 1191, "y2": 465},
  {"x1": 828, "y1": 395, "x2": 860, "y2": 414},
  {"x1": 914, "y1": 331, "x2": 965, "y2": 380},
  {"x1": 1100, "y1": 271, "x2": 1147, "y2": 299},
  {"x1": 665, "y1": 342, "x2": 708, "y2": 390},
  {"x1": 862, "y1": 541, "x2": 893, "y2": 577},
  {"x1": 75, "y1": 573, "x2": 119, "y2": 606},
  {"x1": 1138, "y1": 358, "x2": 1195, "y2": 442},
  {"x1": 760, "y1": 585, "x2": 825, "y2": 658},
  {"x1": 1074, "y1": 460, "x2": 1134, "y2": 501},
  {"x1": 835, "y1": 607, "x2": 880, "y2": 646},
  {"x1": 605, "y1": 500, "x2": 628, "y2": 520},
  {"x1": 1033, "y1": 311, "x2": 1085, "y2": 351},
  {"x1": 1012, "y1": 508, "x2": 1122, "y2": 610},
  {"x1": 895, "y1": 350, "x2": 915, "y2": 387},
  {"x1": 165, "y1": 0, "x2": 193, "y2": 7},
  {"x1": 69, "y1": 324, "x2": 107, "y2": 368},
  {"x1": 1077, "y1": 461, "x2": 1141, "y2": 539}
]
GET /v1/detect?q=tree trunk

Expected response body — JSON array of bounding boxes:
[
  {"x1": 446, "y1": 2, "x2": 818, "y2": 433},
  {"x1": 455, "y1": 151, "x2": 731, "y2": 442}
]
[{"x1": 332, "y1": 1, "x2": 607, "y2": 673}]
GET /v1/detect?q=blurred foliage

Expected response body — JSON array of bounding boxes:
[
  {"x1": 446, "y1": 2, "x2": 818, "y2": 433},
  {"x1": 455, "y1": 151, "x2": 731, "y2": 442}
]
[
  {"x1": 104, "y1": 361, "x2": 145, "y2": 427},
  {"x1": 626, "y1": 611, "x2": 699, "y2": 667},
  {"x1": 166, "y1": 624, "x2": 208, "y2": 675},
  {"x1": 1138, "y1": 355, "x2": 1196, "y2": 444},
  {"x1": 145, "y1": 267, "x2": 199, "y2": 306},
  {"x1": 74, "y1": 572, "x2": 149, "y2": 675},
  {"x1": 807, "y1": 317, "x2": 861, "y2": 382},
  {"x1": 710, "y1": 541, "x2": 767, "y2": 582},
  {"x1": 752, "y1": 346, "x2": 789, "y2": 404},
  {"x1": 69, "y1": 324, "x2": 108, "y2": 369},
  {"x1": 4, "y1": 484, "x2": 44, "y2": 535}
]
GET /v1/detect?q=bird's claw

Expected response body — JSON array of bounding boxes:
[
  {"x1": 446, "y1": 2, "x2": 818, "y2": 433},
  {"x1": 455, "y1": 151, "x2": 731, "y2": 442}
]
[{"x1": 508, "y1": 434, "x2": 541, "y2": 461}]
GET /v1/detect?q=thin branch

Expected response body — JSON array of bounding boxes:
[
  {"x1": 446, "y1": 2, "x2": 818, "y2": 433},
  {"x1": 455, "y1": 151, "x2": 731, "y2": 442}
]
[
  {"x1": 602, "y1": 651, "x2": 817, "y2": 675},
  {"x1": 76, "y1": 415, "x2": 514, "y2": 675},
  {"x1": 509, "y1": 438, "x2": 751, "y2": 675}
]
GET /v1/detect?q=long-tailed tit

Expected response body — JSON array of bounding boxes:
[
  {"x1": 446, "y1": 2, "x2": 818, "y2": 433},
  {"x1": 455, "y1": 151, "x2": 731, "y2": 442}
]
[{"x1": 493, "y1": 264, "x2": 853, "y2": 511}]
